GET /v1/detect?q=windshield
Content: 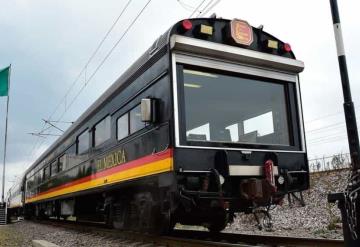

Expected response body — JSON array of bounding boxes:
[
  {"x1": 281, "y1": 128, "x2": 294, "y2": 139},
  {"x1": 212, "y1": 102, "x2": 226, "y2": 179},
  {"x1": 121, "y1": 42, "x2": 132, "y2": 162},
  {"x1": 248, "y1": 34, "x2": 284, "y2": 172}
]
[{"x1": 180, "y1": 67, "x2": 291, "y2": 146}]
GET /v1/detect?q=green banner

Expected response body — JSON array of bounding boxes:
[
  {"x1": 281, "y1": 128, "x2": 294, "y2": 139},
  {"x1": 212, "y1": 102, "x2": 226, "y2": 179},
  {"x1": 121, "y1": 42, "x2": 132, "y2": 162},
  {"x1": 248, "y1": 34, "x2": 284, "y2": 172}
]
[{"x1": 0, "y1": 66, "x2": 10, "y2": 97}]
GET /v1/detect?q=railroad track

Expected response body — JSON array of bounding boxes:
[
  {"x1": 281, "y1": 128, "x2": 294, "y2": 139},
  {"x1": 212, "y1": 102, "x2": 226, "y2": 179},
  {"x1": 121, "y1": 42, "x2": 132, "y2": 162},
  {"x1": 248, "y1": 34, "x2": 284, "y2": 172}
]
[
  {"x1": 170, "y1": 229, "x2": 344, "y2": 247},
  {"x1": 32, "y1": 219, "x2": 344, "y2": 247}
]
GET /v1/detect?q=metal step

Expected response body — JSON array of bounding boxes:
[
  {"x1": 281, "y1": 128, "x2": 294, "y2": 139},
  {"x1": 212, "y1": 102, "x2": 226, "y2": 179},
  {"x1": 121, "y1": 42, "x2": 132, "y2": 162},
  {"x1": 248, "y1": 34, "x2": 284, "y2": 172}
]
[
  {"x1": 0, "y1": 203, "x2": 7, "y2": 225},
  {"x1": 0, "y1": 213, "x2": 6, "y2": 225}
]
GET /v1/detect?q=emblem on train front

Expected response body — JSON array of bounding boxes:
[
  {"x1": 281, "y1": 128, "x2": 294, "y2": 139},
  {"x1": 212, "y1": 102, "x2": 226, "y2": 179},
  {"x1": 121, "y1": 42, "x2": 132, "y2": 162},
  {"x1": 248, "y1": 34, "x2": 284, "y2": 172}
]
[{"x1": 230, "y1": 19, "x2": 253, "y2": 46}]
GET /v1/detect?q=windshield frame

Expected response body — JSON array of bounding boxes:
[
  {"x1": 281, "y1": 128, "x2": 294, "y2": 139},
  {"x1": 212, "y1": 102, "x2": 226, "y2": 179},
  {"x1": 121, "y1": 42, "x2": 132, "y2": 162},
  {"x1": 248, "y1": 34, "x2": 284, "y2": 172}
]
[{"x1": 172, "y1": 53, "x2": 305, "y2": 153}]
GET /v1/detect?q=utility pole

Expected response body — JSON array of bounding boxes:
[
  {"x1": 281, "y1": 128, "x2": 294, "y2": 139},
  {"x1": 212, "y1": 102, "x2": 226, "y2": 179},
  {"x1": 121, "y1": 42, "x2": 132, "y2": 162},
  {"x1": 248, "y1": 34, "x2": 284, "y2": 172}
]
[
  {"x1": 327, "y1": 0, "x2": 360, "y2": 246},
  {"x1": 1, "y1": 65, "x2": 11, "y2": 205}
]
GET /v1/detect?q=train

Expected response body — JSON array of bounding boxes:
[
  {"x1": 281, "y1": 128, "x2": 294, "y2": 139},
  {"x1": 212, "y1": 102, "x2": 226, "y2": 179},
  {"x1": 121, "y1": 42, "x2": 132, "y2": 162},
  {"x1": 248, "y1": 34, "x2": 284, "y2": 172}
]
[
  {"x1": 6, "y1": 175, "x2": 24, "y2": 221},
  {"x1": 7, "y1": 17, "x2": 308, "y2": 233}
]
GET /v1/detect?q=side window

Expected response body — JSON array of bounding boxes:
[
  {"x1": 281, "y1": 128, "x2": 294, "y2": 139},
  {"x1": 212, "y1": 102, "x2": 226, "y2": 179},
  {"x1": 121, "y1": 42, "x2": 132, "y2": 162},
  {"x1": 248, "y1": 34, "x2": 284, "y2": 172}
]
[
  {"x1": 77, "y1": 130, "x2": 89, "y2": 154},
  {"x1": 117, "y1": 114, "x2": 129, "y2": 140},
  {"x1": 130, "y1": 105, "x2": 145, "y2": 134},
  {"x1": 28, "y1": 176, "x2": 32, "y2": 189},
  {"x1": 51, "y1": 160, "x2": 58, "y2": 177},
  {"x1": 59, "y1": 155, "x2": 66, "y2": 172},
  {"x1": 94, "y1": 116, "x2": 111, "y2": 147},
  {"x1": 36, "y1": 171, "x2": 42, "y2": 185},
  {"x1": 43, "y1": 166, "x2": 50, "y2": 181}
]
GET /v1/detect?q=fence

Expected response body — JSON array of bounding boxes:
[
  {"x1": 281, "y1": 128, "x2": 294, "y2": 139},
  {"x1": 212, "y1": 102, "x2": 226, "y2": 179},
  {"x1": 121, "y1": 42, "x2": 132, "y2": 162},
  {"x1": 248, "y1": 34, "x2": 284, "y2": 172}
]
[{"x1": 308, "y1": 153, "x2": 351, "y2": 173}]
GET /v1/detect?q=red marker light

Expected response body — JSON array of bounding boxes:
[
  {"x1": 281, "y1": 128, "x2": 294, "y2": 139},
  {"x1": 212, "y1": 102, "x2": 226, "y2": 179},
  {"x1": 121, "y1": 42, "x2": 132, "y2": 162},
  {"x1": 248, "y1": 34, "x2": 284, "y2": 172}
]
[
  {"x1": 182, "y1": 19, "x2": 193, "y2": 31},
  {"x1": 264, "y1": 159, "x2": 277, "y2": 192},
  {"x1": 283, "y1": 43, "x2": 292, "y2": 52}
]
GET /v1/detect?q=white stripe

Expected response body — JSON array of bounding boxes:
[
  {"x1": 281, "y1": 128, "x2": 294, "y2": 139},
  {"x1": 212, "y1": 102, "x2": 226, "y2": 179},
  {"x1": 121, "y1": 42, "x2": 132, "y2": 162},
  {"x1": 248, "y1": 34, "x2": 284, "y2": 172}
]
[
  {"x1": 333, "y1": 23, "x2": 345, "y2": 56},
  {"x1": 229, "y1": 165, "x2": 279, "y2": 176},
  {"x1": 170, "y1": 35, "x2": 305, "y2": 73}
]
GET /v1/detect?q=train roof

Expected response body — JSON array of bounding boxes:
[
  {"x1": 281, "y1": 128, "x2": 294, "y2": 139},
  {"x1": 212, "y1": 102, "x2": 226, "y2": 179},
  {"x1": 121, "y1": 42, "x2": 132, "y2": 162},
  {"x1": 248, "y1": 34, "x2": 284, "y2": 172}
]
[{"x1": 25, "y1": 18, "x2": 301, "y2": 175}]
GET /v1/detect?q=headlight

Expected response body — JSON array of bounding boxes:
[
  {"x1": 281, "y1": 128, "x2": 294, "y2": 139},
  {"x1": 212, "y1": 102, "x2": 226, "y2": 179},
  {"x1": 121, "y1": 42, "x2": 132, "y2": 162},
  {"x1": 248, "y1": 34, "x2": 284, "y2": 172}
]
[{"x1": 278, "y1": 175, "x2": 285, "y2": 185}]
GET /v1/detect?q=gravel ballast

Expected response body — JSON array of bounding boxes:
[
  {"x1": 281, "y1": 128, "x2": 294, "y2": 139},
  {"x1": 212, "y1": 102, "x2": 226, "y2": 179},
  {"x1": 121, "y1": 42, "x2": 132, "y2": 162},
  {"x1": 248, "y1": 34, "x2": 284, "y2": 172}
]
[
  {"x1": 226, "y1": 169, "x2": 348, "y2": 239},
  {"x1": 0, "y1": 221, "x2": 156, "y2": 247}
]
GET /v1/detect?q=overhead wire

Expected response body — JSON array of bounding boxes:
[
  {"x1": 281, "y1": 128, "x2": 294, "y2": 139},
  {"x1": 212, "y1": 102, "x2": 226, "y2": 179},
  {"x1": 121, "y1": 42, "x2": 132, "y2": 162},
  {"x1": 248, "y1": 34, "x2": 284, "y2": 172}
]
[
  {"x1": 307, "y1": 131, "x2": 348, "y2": 143},
  {"x1": 179, "y1": 0, "x2": 220, "y2": 18},
  {"x1": 306, "y1": 121, "x2": 345, "y2": 133},
  {"x1": 305, "y1": 104, "x2": 359, "y2": 124},
  {"x1": 46, "y1": 0, "x2": 133, "y2": 123},
  {"x1": 27, "y1": 0, "x2": 153, "y2": 166},
  {"x1": 189, "y1": 0, "x2": 207, "y2": 18},
  {"x1": 308, "y1": 136, "x2": 348, "y2": 146},
  {"x1": 304, "y1": 108, "x2": 359, "y2": 147},
  {"x1": 55, "y1": 0, "x2": 153, "y2": 123},
  {"x1": 25, "y1": 0, "x2": 139, "y2": 166},
  {"x1": 195, "y1": 0, "x2": 214, "y2": 17},
  {"x1": 198, "y1": 0, "x2": 221, "y2": 17},
  {"x1": 177, "y1": 0, "x2": 196, "y2": 11}
]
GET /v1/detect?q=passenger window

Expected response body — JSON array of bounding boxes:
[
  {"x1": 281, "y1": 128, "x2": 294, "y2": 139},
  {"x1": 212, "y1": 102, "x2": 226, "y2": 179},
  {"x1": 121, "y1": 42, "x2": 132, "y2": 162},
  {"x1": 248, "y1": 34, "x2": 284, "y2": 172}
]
[
  {"x1": 43, "y1": 166, "x2": 50, "y2": 181},
  {"x1": 117, "y1": 114, "x2": 129, "y2": 140},
  {"x1": 94, "y1": 116, "x2": 111, "y2": 147},
  {"x1": 130, "y1": 105, "x2": 145, "y2": 134},
  {"x1": 36, "y1": 171, "x2": 42, "y2": 184},
  {"x1": 59, "y1": 155, "x2": 66, "y2": 172},
  {"x1": 51, "y1": 160, "x2": 58, "y2": 177},
  {"x1": 77, "y1": 130, "x2": 89, "y2": 154}
]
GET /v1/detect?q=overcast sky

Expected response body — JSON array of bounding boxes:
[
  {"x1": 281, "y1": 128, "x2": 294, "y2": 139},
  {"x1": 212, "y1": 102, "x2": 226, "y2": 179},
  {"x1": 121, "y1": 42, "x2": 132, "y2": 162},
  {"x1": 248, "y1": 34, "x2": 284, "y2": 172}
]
[{"x1": 0, "y1": 0, "x2": 359, "y2": 192}]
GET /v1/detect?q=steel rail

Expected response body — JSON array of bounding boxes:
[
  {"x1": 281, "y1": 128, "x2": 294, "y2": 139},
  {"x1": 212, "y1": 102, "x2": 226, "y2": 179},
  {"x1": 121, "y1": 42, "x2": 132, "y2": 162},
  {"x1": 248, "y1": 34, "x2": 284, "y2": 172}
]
[{"x1": 171, "y1": 229, "x2": 344, "y2": 247}]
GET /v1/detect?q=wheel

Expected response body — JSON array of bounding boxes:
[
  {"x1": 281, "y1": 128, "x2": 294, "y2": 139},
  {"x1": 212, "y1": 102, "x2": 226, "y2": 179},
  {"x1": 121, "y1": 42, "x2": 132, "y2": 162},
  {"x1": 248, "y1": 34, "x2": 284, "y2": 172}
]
[
  {"x1": 206, "y1": 209, "x2": 229, "y2": 233},
  {"x1": 111, "y1": 200, "x2": 128, "y2": 230},
  {"x1": 152, "y1": 205, "x2": 175, "y2": 235}
]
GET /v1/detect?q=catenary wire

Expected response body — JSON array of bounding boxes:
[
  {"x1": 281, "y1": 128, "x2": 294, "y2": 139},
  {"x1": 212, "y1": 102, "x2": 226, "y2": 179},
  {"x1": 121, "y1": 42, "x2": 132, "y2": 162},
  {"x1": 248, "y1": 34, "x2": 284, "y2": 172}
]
[
  {"x1": 55, "y1": 0, "x2": 153, "y2": 123},
  {"x1": 305, "y1": 105, "x2": 359, "y2": 124},
  {"x1": 46, "y1": 0, "x2": 133, "y2": 123},
  {"x1": 189, "y1": 0, "x2": 207, "y2": 18},
  {"x1": 25, "y1": 0, "x2": 137, "y2": 167},
  {"x1": 177, "y1": 0, "x2": 196, "y2": 11},
  {"x1": 195, "y1": 0, "x2": 214, "y2": 17},
  {"x1": 198, "y1": 0, "x2": 221, "y2": 17},
  {"x1": 27, "y1": 0, "x2": 153, "y2": 166}
]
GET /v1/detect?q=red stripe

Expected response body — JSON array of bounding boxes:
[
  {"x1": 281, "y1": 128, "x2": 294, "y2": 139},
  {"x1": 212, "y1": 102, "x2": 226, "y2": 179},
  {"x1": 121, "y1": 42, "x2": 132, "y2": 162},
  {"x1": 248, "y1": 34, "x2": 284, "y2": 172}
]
[{"x1": 27, "y1": 148, "x2": 172, "y2": 200}]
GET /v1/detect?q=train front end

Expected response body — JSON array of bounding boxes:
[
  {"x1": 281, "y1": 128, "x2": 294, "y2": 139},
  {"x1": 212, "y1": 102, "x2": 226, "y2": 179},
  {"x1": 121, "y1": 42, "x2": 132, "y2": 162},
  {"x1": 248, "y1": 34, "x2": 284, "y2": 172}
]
[{"x1": 169, "y1": 18, "x2": 308, "y2": 230}]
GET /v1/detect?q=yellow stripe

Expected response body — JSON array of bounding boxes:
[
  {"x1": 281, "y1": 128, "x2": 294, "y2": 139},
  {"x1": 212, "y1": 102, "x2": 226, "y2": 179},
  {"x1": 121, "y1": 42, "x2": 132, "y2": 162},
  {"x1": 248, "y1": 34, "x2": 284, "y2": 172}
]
[{"x1": 26, "y1": 157, "x2": 173, "y2": 203}]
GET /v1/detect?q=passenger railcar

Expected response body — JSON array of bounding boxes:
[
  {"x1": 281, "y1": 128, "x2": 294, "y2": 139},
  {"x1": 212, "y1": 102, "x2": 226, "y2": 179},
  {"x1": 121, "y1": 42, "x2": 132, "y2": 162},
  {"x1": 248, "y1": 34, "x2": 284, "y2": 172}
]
[
  {"x1": 6, "y1": 176, "x2": 24, "y2": 221},
  {"x1": 14, "y1": 18, "x2": 308, "y2": 233}
]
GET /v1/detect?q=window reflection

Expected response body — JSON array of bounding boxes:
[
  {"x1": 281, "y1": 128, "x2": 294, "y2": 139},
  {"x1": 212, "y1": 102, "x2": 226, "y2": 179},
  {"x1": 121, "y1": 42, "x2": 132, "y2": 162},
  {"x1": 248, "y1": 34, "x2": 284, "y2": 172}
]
[
  {"x1": 130, "y1": 105, "x2": 145, "y2": 134},
  {"x1": 77, "y1": 130, "x2": 89, "y2": 154},
  {"x1": 182, "y1": 68, "x2": 290, "y2": 146},
  {"x1": 94, "y1": 116, "x2": 111, "y2": 146},
  {"x1": 117, "y1": 114, "x2": 129, "y2": 140}
]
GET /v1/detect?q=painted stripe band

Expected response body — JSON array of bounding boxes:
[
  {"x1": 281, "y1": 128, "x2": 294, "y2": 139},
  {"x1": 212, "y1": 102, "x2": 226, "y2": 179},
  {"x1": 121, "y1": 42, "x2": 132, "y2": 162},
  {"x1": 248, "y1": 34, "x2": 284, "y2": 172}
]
[{"x1": 26, "y1": 149, "x2": 173, "y2": 203}]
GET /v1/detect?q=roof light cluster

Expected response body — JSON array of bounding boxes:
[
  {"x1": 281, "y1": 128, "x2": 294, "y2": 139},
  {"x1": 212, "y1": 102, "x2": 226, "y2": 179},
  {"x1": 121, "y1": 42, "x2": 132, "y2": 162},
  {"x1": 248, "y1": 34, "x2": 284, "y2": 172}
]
[{"x1": 180, "y1": 19, "x2": 292, "y2": 55}]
